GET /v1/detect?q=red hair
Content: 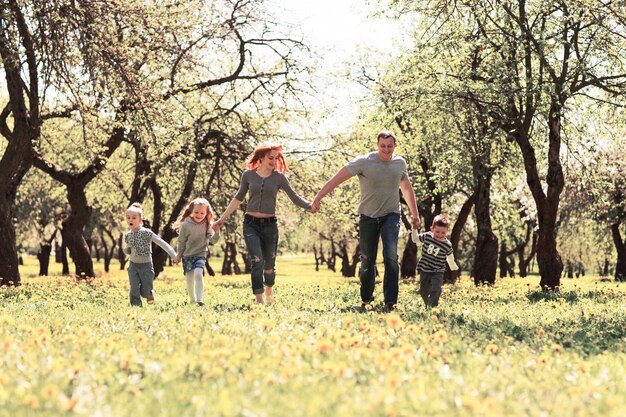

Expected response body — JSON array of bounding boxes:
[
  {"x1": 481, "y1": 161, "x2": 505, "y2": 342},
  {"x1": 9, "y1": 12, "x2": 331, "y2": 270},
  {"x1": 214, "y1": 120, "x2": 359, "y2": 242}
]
[{"x1": 245, "y1": 143, "x2": 287, "y2": 173}]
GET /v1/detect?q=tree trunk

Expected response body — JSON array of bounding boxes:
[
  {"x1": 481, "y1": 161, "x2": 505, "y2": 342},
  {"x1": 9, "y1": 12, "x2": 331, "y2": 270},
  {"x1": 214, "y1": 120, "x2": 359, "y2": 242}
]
[
  {"x1": 444, "y1": 193, "x2": 475, "y2": 283},
  {"x1": 339, "y1": 241, "x2": 359, "y2": 277},
  {"x1": 515, "y1": 222, "x2": 537, "y2": 277},
  {"x1": 499, "y1": 242, "x2": 509, "y2": 278},
  {"x1": 514, "y1": 120, "x2": 564, "y2": 290},
  {"x1": 99, "y1": 228, "x2": 116, "y2": 273},
  {"x1": 118, "y1": 233, "x2": 127, "y2": 270},
  {"x1": 37, "y1": 243, "x2": 52, "y2": 276},
  {"x1": 473, "y1": 172, "x2": 498, "y2": 285},
  {"x1": 0, "y1": 199, "x2": 21, "y2": 285},
  {"x1": 611, "y1": 223, "x2": 626, "y2": 282},
  {"x1": 62, "y1": 186, "x2": 94, "y2": 277},
  {"x1": 60, "y1": 240, "x2": 70, "y2": 275},
  {"x1": 221, "y1": 242, "x2": 242, "y2": 275},
  {"x1": 37, "y1": 229, "x2": 58, "y2": 276},
  {"x1": 0, "y1": 15, "x2": 38, "y2": 286},
  {"x1": 400, "y1": 237, "x2": 417, "y2": 278}
]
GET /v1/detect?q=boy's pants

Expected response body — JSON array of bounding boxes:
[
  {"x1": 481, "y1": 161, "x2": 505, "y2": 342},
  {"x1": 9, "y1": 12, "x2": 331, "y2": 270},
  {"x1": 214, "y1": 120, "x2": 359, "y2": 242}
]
[
  {"x1": 419, "y1": 271, "x2": 444, "y2": 307},
  {"x1": 128, "y1": 261, "x2": 155, "y2": 307}
]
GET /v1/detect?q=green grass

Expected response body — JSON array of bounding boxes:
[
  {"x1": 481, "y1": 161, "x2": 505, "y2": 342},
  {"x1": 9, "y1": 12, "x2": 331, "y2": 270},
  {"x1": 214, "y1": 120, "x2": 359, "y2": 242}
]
[{"x1": 1, "y1": 255, "x2": 625, "y2": 416}]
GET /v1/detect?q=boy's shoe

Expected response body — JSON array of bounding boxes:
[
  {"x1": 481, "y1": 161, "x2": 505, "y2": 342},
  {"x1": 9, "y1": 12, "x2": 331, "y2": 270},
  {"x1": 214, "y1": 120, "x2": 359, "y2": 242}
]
[
  {"x1": 147, "y1": 296, "x2": 155, "y2": 304},
  {"x1": 197, "y1": 302, "x2": 205, "y2": 307}
]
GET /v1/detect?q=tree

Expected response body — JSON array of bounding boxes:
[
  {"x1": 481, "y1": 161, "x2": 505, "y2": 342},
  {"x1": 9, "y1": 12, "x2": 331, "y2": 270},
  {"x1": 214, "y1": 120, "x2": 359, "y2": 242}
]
[{"x1": 392, "y1": 0, "x2": 626, "y2": 289}]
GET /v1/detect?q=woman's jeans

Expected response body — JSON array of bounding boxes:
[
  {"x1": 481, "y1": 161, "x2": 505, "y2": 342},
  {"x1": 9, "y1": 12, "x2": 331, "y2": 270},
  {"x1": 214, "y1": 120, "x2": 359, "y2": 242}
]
[
  {"x1": 243, "y1": 215, "x2": 279, "y2": 294},
  {"x1": 358, "y1": 212, "x2": 401, "y2": 305}
]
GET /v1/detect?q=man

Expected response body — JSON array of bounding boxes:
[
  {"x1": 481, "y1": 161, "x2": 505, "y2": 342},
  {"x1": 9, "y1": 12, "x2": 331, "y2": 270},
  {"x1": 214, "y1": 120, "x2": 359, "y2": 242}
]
[{"x1": 312, "y1": 131, "x2": 420, "y2": 310}]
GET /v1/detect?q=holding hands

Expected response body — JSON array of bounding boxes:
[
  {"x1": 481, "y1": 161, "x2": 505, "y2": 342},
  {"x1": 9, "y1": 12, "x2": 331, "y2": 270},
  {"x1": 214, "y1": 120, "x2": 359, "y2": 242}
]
[
  {"x1": 309, "y1": 198, "x2": 321, "y2": 214},
  {"x1": 411, "y1": 214, "x2": 421, "y2": 230}
]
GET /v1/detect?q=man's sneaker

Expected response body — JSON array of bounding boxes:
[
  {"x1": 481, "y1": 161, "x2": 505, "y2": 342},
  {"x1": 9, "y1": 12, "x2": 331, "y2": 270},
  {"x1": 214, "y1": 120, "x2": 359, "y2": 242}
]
[{"x1": 147, "y1": 296, "x2": 155, "y2": 304}]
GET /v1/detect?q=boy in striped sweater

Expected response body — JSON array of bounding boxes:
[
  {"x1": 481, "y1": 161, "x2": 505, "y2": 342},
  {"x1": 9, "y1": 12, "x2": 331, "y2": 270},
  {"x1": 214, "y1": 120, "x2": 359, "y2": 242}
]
[{"x1": 412, "y1": 214, "x2": 459, "y2": 307}]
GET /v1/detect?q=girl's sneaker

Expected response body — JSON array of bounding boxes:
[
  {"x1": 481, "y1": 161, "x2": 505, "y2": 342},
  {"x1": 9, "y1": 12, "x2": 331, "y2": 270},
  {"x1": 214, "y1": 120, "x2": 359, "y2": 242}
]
[{"x1": 147, "y1": 296, "x2": 155, "y2": 304}]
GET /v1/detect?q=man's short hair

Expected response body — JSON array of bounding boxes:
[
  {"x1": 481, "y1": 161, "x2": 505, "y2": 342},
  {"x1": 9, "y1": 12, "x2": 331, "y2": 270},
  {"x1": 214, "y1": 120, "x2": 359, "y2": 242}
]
[
  {"x1": 433, "y1": 214, "x2": 450, "y2": 228},
  {"x1": 377, "y1": 130, "x2": 397, "y2": 143}
]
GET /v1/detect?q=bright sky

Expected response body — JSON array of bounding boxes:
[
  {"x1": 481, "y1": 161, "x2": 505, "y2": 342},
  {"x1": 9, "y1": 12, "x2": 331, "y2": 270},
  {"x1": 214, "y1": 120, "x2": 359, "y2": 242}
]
[{"x1": 269, "y1": 0, "x2": 408, "y2": 144}]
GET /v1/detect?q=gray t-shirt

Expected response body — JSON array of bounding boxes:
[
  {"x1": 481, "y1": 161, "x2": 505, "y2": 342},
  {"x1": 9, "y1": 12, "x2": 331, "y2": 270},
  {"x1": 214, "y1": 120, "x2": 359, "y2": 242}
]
[
  {"x1": 124, "y1": 227, "x2": 176, "y2": 264},
  {"x1": 234, "y1": 170, "x2": 311, "y2": 214},
  {"x1": 345, "y1": 152, "x2": 409, "y2": 218},
  {"x1": 177, "y1": 218, "x2": 220, "y2": 258}
]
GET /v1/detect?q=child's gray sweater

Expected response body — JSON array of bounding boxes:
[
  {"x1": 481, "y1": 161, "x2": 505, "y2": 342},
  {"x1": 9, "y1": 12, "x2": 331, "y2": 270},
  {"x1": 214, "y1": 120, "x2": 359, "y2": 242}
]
[{"x1": 177, "y1": 218, "x2": 220, "y2": 258}]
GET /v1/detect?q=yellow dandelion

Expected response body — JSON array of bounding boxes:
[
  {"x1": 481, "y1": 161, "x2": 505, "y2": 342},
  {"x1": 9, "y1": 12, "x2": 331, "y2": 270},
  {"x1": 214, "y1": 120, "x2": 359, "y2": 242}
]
[
  {"x1": 41, "y1": 384, "x2": 59, "y2": 399},
  {"x1": 429, "y1": 330, "x2": 449, "y2": 344},
  {"x1": 341, "y1": 317, "x2": 354, "y2": 326},
  {"x1": 430, "y1": 314, "x2": 439, "y2": 322},
  {"x1": 2, "y1": 336, "x2": 13, "y2": 350},
  {"x1": 575, "y1": 361, "x2": 588, "y2": 373},
  {"x1": 459, "y1": 395, "x2": 480, "y2": 410},
  {"x1": 214, "y1": 335, "x2": 229, "y2": 347},
  {"x1": 535, "y1": 328, "x2": 545, "y2": 336},
  {"x1": 60, "y1": 395, "x2": 78, "y2": 411},
  {"x1": 386, "y1": 314, "x2": 405, "y2": 330},
  {"x1": 485, "y1": 343, "x2": 498, "y2": 354},
  {"x1": 386, "y1": 373, "x2": 401, "y2": 389},
  {"x1": 405, "y1": 324, "x2": 420, "y2": 334},
  {"x1": 135, "y1": 334, "x2": 147, "y2": 345},
  {"x1": 23, "y1": 394, "x2": 39, "y2": 409},
  {"x1": 551, "y1": 343, "x2": 563, "y2": 354},
  {"x1": 317, "y1": 339, "x2": 333, "y2": 353}
]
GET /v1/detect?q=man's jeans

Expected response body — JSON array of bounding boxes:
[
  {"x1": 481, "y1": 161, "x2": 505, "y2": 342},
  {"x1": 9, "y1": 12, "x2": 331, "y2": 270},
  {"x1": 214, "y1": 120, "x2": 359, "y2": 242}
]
[{"x1": 358, "y1": 212, "x2": 401, "y2": 304}]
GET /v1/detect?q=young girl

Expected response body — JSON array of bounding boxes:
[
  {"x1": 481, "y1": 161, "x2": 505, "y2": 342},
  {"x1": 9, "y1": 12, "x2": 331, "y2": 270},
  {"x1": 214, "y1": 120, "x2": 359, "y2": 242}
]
[
  {"x1": 172, "y1": 198, "x2": 220, "y2": 306},
  {"x1": 123, "y1": 203, "x2": 177, "y2": 307},
  {"x1": 213, "y1": 143, "x2": 316, "y2": 304}
]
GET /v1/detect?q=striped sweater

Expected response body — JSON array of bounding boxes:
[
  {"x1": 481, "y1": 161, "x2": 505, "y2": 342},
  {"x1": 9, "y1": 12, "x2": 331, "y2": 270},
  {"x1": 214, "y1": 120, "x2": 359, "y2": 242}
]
[{"x1": 416, "y1": 231, "x2": 454, "y2": 272}]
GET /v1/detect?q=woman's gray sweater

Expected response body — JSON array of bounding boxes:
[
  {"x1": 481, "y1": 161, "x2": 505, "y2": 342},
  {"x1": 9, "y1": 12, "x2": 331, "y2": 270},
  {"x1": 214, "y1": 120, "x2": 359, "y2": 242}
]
[{"x1": 234, "y1": 170, "x2": 311, "y2": 214}]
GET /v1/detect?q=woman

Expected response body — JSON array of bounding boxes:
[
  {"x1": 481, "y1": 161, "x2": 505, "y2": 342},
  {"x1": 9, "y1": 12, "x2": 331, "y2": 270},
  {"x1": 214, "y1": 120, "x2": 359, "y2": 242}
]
[{"x1": 214, "y1": 143, "x2": 316, "y2": 303}]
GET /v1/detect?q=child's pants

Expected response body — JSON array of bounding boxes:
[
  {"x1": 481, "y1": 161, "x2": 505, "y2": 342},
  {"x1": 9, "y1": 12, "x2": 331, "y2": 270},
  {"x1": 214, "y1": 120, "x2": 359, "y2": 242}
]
[
  {"x1": 186, "y1": 268, "x2": 204, "y2": 303},
  {"x1": 419, "y1": 271, "x2": 444, "y2": 307},
  {"x1": 182, "y1": 256, "x2": 206, "y2": 303},
  {"x1": 128, "y1": 261, "x2": 155, "y2": 306}
]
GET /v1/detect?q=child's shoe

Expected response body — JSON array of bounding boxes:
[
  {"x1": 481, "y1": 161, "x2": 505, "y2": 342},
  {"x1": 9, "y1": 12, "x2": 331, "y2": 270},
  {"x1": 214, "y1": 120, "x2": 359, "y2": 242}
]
[{"x1": 147, "y1": 296, "x2": 155, "y2": 304}]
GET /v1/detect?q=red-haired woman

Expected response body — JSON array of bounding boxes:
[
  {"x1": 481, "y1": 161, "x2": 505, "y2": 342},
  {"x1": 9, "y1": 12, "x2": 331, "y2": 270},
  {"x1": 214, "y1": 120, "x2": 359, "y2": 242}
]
[{"x1": 213, "y1": 143, "x2": 316, "y2": 304}]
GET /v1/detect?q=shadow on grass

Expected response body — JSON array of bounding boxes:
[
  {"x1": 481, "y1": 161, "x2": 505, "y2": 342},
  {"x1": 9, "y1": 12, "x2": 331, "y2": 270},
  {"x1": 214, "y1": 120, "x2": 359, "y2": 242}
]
[{"x1": 526, "y1": 289, "x2": 621, "y2": 304}]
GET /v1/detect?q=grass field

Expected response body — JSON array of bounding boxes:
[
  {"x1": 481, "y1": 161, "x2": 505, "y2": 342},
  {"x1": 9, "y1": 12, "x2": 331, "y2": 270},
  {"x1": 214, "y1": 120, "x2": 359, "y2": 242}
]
[{"x1": 1, "y1": 254, "x2": 625, "y2": 416}]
